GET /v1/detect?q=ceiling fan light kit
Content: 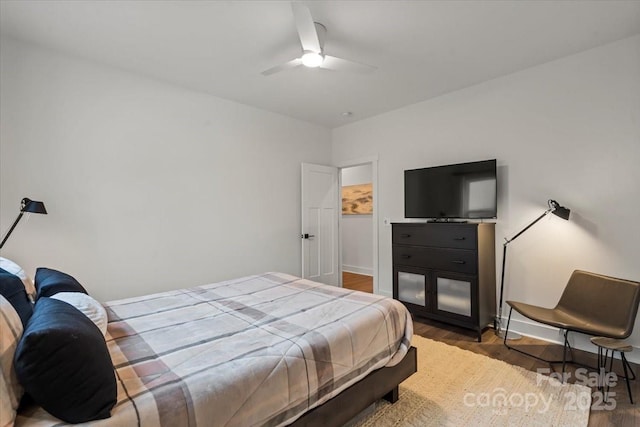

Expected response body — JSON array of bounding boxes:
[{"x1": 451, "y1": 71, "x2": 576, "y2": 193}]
[
  {"x1": 301, "y1": 50, "x2": 324, "y2": 68},
  {"x1": 261, "y1": 2, "x2": 376, "y2": 76}
]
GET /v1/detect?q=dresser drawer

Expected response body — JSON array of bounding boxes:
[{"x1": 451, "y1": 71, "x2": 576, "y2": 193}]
[
  {"x1": 392, "y1": 224, "x2": 477, "y2": 250},
  {"x1": 392, "y1": 246, "x2": 477, "y2": 274}
]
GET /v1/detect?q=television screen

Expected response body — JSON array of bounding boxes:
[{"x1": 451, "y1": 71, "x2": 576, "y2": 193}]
[{"x1": 404, "y1": 159, "x2": 497, "y2": 219}]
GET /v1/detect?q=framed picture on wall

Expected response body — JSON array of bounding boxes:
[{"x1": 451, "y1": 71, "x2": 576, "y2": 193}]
[{"x1": 342, "y1": 183, "x2": 373, "y2": 214}]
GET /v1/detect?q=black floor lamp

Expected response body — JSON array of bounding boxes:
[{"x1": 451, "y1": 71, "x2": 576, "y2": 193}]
[
  {"x1": 495, "y1": 199, "x2": 570, "y2": 339},
  {"x1": 0, "y1": 197, "x2": 48, "y2": 250}
]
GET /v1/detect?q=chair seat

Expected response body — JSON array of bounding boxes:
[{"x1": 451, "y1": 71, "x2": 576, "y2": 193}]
[
  {"x1": 507, "y1": 300, "x2": 627, "y2": 339},
  {"x1": 590, "y1": 336, "x2": 633, "y2": 352},
  {"x1": 504, "y1": 271, "x2": 639, "y2": 382}
]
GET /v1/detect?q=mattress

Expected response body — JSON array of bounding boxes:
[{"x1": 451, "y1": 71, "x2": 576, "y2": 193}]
[{"x1": 16, "y1": 272, "x2": 412, "y2": 426}]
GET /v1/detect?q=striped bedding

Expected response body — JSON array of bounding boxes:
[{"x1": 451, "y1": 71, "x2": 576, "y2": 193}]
[{"x1": 16, "y1": 272, "x2": 412, "y2": 426}]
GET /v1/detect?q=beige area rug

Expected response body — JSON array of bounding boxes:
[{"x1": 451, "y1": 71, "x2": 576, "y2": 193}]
[{"x1": 354, "y1": 335, "x2": 591, "y2": 427}]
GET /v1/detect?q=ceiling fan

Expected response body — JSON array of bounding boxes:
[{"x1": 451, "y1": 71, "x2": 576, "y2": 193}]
[{"x1": 261, "y1": 3, "x2": 376, "y2": 76}]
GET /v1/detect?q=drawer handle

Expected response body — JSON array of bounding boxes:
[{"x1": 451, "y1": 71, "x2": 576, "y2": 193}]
[
  {"x1": 400, "y1": 234, "x2": 411, "y2": 238},
  {"x1": 453, "y1": 237, "x2": 466, "y2": 241},
  {"x1": 401, "y1": 254, "x2": 412, "y2": 259},
  {"x1": 451, "y1": 260, "x2": 466, "y2": 264}
]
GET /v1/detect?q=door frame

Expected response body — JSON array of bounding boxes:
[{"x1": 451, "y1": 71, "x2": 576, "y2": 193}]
[{"x1": 336, "y1": 155, "x2": 379, "y2": 295}]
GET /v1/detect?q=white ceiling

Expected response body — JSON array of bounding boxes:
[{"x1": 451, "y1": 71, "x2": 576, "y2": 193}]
[{"x1": 1, "y1": 1, "x2": 639, "y2": 128}]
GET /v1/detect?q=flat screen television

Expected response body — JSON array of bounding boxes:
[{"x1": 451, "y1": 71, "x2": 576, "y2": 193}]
[{"x1": 404, "y1": 159, "x2": 497, "y2": 220}]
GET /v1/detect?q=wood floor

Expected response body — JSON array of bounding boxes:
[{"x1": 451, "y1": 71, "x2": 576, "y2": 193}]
[
  {"x1": 343, "y1": 273, "x2": 639, "y2": 426},
  {"x1": 342, "y1": 271, "x2": 373, "y2": 293}
]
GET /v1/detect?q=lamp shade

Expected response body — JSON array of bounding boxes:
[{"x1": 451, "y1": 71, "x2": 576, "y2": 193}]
[
  {"x1": 21, "y1": 198, "x2": 47, "y2": 215},
  {"x1": 0, "y1": 197, "x2": 48, "y2": 249},
  {"x1": 549, "y1": 200, "x2": 570, "y2": 220}
]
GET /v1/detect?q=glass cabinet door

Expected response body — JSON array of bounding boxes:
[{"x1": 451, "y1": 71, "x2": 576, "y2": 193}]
[
  {"x1": 434, "y1": 272, "x2": 476, "y2": 320},
  {"x1": 396, "y1": 271, "x2": 427, "y2": 307}
]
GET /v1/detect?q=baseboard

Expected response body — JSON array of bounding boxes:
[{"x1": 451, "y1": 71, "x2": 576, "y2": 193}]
[
  {"x1": 500, "y1": 316, "x2": 640, "y2": 365},
  {"x1": 342, "y1": 265, "x2": 373, "y2": 276}
]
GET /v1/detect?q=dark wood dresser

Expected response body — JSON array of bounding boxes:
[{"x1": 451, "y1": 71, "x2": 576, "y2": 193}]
[{"x1": 392, "y1": 222, "x2": 496, "y2": 341}]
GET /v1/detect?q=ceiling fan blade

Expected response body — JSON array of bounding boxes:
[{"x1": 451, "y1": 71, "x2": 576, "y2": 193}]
[
  {"x1": 291, "y1": 3, "x2": 321, "y2": 53},
  {"x1": 321, "y1": 55, "x2": 377, "y2": 74},
  {"x1": 261, "y1": 57, "x2": 303, "y2": 76}
]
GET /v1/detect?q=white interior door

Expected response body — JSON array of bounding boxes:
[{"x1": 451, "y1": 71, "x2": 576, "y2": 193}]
[{"x1": 301, "y1": 163, "x2": 339, "y2": 286}]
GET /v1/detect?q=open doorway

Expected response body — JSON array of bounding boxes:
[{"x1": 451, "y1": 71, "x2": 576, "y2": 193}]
[{"x1": 340, "y1": 163, "x2": 375, "y2": 294}]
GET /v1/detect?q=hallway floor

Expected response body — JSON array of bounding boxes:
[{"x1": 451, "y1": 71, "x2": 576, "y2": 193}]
[{"x1": 342, "y1": 272, "x2": 373, "y2": 293}]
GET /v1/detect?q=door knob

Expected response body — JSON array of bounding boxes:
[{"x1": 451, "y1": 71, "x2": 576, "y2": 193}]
[{"x1": 301, "y1": 233, "x2": 315, "y2": 239}]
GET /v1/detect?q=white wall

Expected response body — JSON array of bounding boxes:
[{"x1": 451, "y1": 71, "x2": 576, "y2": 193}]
[
  {"x1": 342, "y1": 164, "x2": 372, "y2": 187},
  {"x1": 341, "y1": 164, "x2": 373, "y2": 275},
  {"x1": 2, "y1": 32, "x2": 639, "y2": 360},
  {"x1": 0, "y1": 37, "x2": 331, "y2": 302},
  {"x1": 332, "y1": 35, "x2": 640, "y2": 358}
]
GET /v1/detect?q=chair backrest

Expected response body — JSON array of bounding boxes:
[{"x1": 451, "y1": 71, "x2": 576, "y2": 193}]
[{"x1": 556, "y1": 270, "x2": 640, "y2": 339}]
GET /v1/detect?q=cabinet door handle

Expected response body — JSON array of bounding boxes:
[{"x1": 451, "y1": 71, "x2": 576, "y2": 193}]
[
  {"x1": 453, "y1": 237, "x2": 466, "y2": 241},
  {"x1": 400, "y1": 234, "x2": 411, "y2": 238},
  {"x1": 451, "y1": 260, "x2": 466, "y2": 264},
  {"x1": 401, "y1": 254, "x2": 412, "y2": 259}
]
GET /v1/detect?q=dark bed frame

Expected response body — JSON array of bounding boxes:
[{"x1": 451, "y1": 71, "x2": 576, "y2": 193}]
[{"x1": 291, "y1": 346, "x2": 417, "y2": 427}]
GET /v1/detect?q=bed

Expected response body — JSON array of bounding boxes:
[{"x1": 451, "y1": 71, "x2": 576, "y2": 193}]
[{"x1": 14, "y1": 272, "x2": 416, "y2": 426}]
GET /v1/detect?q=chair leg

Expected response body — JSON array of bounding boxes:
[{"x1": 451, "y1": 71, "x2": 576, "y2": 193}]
[
  {"x1": 621, "y1": 353, "x2": 634, "y2": 404},
  {"x1": 623, "y1": 354, "x2": 637, "y2": 381},
  {"x1": 596, "y1": 346, "x2": 605, "y2": 391},
  {"x1": 504, "y1": 320, "x2": 582, "y2": 380},
  {"x1": 560, "y1": 329, "x2": 575, "y2": 381},
  {"x1": 605, "y1": 349, "x2": 613, "y2": 403},
  {"x1": 600, "y1": 350, "x2": 635, "y2": 404}
]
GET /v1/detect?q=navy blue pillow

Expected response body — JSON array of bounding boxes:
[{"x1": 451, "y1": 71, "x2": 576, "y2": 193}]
[
  {"x1": 0, "y1": 267, "x2": 33, "y2": 327},
  {"x1": 35, "y1": 267, "x2": 88, "y2": 300},
  {"x1": 14, "y1": 297, "x2": 116, "y2": 423}
]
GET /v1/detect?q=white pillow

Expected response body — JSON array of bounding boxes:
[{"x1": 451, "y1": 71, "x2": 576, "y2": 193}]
[
  {"x1": 0, "y1": 257, "x2": 36, "y2": 301},
  {"x1": 0, "y1": 295, "x2": 24, "y2": 427},
  {"x1": 50, "y1": 292, "x2": 108, "y2": 336}
]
